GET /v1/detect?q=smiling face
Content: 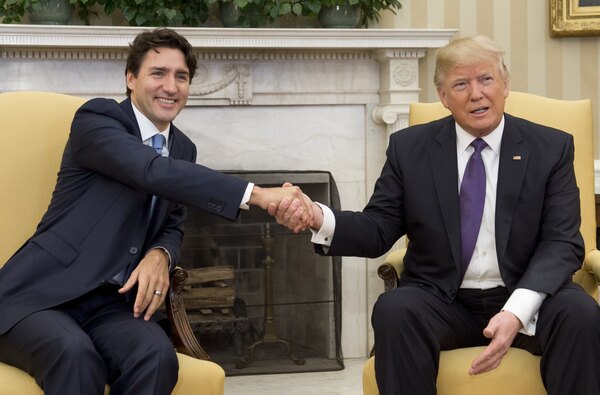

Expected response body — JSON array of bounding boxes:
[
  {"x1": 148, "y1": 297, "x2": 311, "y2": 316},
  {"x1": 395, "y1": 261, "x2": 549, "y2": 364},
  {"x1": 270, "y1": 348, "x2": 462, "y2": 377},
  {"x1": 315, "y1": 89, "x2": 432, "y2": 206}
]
[
  {"x1": 126, "y1": 47, "x2": 190, "y2": 131},
  {"x1": 437, "y1": 62, "x2": 509, "y2": 137}
]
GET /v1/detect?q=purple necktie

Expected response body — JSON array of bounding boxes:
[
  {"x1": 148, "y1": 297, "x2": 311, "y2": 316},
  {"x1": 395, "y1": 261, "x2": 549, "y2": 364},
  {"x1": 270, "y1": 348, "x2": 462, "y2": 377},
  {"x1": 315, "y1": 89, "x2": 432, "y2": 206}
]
[{"x1": 459, "y1": 138, "x2": 487, "y2": 278}]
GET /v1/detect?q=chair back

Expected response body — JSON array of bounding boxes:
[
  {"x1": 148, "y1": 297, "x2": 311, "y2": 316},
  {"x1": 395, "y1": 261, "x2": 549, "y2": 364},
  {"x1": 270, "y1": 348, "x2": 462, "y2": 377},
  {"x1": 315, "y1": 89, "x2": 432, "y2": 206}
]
[
  {"x1": 0, "y1": 91, "x2": 86, "y2": 267},
  {"x1": 409, "y1": 91, "x2": 597, "y2": 298}
]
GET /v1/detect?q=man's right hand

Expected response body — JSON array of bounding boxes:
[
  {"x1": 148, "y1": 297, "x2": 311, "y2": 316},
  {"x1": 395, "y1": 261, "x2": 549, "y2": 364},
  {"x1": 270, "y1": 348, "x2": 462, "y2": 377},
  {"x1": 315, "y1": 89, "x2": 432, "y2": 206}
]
[
  {"x1": 267, "y1": 182, "x2": 324, "y2": 233},
  {"x1": 469, "y1": 310, "x2": 522, "y2": 375}
]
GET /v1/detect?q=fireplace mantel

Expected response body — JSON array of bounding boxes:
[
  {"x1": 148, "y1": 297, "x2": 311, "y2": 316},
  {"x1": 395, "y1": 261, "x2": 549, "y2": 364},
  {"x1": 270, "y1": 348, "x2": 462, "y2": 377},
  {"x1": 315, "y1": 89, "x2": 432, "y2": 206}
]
[
  {"x1": 1, "y1": 25, "x2": 454, "y2": 50},
  {"x1": 1, "y1": 25, "x2": 456, "y2": 359}
]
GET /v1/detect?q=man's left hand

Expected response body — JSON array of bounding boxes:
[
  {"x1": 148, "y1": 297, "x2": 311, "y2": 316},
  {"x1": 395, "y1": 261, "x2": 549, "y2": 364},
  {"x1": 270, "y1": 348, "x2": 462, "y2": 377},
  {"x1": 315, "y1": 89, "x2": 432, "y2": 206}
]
[
  {"x1": 469, "y1": 310, "x2": 523, "y2": 375},
  {"x1": 119, "y1": 248, "x2": 170, "y2": 320}
]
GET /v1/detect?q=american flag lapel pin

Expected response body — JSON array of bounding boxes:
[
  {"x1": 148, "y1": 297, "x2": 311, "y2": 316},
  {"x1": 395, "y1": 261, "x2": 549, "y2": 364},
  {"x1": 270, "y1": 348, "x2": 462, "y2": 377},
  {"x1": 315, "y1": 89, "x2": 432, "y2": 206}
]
[{"x1": 512, "y1": 155, "x2": 521, "y2": 161}]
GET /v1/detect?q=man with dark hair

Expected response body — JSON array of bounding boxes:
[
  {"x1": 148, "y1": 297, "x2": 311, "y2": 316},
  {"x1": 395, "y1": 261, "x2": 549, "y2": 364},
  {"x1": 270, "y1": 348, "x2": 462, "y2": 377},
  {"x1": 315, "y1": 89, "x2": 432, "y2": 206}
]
[
  {"x1": 0, "y1": 28, "x2": 308, "y2": 395},
  {"x1": 125, "y1": 28, "x2": 198, "y2": 98},
  {"x1": 270, "y1": 35, "x2": 600, "y2": 394}
]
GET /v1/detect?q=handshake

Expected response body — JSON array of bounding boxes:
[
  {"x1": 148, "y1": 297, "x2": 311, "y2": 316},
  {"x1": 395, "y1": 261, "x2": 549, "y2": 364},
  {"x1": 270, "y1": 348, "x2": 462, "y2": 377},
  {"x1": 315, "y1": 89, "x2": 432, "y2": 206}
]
[{"x1": 249, "y1": 182, "x2": 323, "y2": 233}]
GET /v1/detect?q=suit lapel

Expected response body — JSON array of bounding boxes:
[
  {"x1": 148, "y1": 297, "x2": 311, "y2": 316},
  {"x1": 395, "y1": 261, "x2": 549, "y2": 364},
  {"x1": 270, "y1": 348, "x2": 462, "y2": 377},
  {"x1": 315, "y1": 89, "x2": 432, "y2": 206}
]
[
  {"x1": 119, "y1": 98, "x2": 143, "y2": 141},
  {"x1": 430, "y1": 118, "x2": 462, "y2": 273},
  {"x1": 495, "y1": 115, "x2": 528, "y2": 264},
  {"x1": 168, "y1": 125, "x2": 186, "y2": 160}
]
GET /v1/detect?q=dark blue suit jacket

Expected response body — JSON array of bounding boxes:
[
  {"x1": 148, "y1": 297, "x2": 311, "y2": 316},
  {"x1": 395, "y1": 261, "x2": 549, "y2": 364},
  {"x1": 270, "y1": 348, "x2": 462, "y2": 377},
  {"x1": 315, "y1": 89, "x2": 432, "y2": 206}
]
[
  {"x1": 0, "y1": 98, "x2": 248, "y2": 334},
  {"x1": 321, "y1": 114, "x2": 584, "y2": 303}
]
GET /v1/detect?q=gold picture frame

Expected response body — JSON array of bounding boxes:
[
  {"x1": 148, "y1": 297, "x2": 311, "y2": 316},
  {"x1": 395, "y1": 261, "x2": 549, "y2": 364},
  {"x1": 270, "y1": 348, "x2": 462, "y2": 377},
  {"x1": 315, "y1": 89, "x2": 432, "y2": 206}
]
[{"x1": 550, "y1": 0, "x2": 600, "y2": 37}]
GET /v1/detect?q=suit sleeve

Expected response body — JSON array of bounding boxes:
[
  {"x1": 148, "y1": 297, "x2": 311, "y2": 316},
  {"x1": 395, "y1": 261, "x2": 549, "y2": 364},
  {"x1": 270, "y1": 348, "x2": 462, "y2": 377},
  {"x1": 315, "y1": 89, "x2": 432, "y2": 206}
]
[
  {"x1": 323, "y1": 133, "x2": 406, "y2": 258},
  {"x1": 70, "y1": 98, "x2": 248, "y2": 221}
]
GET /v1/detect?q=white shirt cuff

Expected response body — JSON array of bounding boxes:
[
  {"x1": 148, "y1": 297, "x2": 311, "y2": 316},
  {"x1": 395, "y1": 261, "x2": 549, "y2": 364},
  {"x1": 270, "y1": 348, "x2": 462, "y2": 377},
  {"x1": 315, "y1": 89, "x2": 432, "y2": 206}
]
[
  {"x1": 310, "y1": 202, "x2": 335, "y2": 247},
  {"x1": 502, "y1": 288, "x2": 546, "y2": 336},
  {"x1": 240, "y1": 183, "x2": 254, "y2": 210}
]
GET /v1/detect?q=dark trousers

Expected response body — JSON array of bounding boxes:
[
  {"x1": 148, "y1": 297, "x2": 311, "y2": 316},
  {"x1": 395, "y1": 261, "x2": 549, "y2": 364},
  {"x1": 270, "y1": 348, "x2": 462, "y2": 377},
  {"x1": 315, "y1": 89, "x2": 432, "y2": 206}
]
[
  {"x1": 0, "y1": 284, "x2": 178, "y2": 395},
  {"x1": 372, "y1": 282, "x2": 600, "y2": 395}
]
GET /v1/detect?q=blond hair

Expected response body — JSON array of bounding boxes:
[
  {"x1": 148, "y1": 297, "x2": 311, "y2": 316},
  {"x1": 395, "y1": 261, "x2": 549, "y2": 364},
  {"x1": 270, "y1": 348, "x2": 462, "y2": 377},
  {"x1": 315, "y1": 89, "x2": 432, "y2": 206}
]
[{"x1": 434, "y1": 35, "x2": 510, "y2": 88}]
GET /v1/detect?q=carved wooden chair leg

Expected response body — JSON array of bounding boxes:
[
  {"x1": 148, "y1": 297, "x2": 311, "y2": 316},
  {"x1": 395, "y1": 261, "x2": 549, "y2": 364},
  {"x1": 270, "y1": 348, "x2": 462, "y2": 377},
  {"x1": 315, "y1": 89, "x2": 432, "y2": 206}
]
[{"x1": 166, "y1": 267, "x2": 210, "y2": 360}]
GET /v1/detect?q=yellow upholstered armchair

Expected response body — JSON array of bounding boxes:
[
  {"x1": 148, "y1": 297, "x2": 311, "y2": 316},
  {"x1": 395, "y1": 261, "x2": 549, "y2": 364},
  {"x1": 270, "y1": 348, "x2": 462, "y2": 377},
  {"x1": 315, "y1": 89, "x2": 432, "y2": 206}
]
[
  {"x1": 0, "y1": 91, "x2": 225, "y2": 395},
  {"x1": 363, "y1": 92, "x2": 600, "y2": 395}
]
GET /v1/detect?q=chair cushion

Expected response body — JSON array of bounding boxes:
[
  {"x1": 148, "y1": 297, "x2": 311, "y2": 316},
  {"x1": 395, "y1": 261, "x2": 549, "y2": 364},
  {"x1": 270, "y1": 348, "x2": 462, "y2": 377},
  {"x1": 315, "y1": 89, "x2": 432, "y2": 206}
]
[
  {"x1": 0, "y1": 352, "x2": 224, "y2": 395},
  {"x1": 0, "y1": 362, "x2": 46, "y2": 395},
  {"x1": 173, "y1": 353, "x2": 225, "y2": 395},
  {"x1": 436, "y1": 347, "x2": 544, "y2": 395},
  {"x1": 363, "y1": 346, "x2": 545, "y2": 395}
]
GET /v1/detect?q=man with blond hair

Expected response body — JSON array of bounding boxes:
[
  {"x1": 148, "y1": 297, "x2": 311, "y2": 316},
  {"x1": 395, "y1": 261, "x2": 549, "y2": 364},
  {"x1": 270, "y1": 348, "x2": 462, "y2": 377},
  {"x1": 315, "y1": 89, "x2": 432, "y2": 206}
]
[{"x1": 270, "y1": 35, "x2": 600, "y2": 394}]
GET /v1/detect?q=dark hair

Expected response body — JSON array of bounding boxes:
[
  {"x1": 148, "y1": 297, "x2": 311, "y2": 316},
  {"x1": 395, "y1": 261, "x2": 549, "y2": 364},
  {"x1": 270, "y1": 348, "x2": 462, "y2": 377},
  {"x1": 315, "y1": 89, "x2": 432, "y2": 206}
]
[{"x1": 125, "y1": 28, "x2": 197, "y2": 97}]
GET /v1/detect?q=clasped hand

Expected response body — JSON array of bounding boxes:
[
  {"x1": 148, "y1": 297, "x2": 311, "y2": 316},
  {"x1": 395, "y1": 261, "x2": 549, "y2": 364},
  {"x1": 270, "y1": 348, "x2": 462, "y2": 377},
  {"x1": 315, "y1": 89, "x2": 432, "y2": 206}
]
[{"x1": 264, "y1": 182, "x2": 323, "y2": 233}]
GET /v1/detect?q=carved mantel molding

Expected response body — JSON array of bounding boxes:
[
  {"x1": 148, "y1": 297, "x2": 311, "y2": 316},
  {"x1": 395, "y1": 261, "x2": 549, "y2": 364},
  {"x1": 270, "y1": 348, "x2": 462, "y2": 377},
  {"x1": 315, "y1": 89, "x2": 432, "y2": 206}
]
[{"x1": 1, "y1": 25, "x2": 456, "y2": 132}]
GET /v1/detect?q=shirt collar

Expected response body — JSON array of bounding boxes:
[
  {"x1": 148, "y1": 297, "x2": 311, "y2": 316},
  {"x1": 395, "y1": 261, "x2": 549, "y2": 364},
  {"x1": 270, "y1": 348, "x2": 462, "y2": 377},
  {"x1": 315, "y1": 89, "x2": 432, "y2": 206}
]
[
  {"x1": 455, "y1": 116, "x2": 504, "y2": 155},
  {"x1": 130, "y1": 101, "x2": 170, "y2": 143}
]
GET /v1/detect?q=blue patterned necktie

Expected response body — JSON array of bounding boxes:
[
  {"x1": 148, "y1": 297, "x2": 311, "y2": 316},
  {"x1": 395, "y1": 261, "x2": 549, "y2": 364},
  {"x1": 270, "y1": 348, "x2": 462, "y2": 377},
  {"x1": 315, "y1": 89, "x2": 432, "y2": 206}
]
[
  {"x1": 152, "y1": 133, "x2": 166, "y2": 155},
  {"x1": 459, "y1": 138, "x2": 487, "y2": 279}
]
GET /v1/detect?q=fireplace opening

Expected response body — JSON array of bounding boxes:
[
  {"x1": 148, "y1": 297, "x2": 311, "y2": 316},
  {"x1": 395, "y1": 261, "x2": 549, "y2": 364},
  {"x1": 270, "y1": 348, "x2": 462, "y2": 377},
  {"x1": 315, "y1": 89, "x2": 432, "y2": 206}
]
[{"x1": 179, "y1": 171, "x2": 343, "y2": 376}]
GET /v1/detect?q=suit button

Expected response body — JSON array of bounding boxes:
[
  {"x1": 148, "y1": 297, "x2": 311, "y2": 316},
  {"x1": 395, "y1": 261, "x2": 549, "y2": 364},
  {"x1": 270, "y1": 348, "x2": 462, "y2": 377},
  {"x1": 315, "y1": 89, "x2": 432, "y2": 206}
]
[
  {"x1": 129, "y1": 247, "x2": 138, "y2": 254},
  {"x1": 449, "y1": 288, "x2": 455, "y2": 297}
]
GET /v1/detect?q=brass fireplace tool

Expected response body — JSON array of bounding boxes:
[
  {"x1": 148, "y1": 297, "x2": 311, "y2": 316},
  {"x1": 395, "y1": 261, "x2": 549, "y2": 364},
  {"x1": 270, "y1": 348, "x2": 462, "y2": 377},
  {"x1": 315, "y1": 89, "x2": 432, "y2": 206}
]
[{"x1": 236, "y1": 223, "x2": 305, "y2": 368}]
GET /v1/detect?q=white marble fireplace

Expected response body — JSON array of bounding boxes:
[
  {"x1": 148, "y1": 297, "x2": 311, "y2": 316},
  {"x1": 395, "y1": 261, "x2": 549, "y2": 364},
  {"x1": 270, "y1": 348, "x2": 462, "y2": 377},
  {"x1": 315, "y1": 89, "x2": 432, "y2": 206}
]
[{"x1": 0, "y1": 25, "x2": 455, "y2": 359}]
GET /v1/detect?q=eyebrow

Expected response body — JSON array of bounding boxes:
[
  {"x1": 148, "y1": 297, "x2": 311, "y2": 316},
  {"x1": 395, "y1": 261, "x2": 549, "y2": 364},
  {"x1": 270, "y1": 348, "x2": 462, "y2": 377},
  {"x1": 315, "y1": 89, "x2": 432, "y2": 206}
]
[
  {"x1": 149, "y1": 66, "x2": 189, "y2": 76},
  {"x1": 450, "y1": 71, "x2": 492, "y2": 82}
]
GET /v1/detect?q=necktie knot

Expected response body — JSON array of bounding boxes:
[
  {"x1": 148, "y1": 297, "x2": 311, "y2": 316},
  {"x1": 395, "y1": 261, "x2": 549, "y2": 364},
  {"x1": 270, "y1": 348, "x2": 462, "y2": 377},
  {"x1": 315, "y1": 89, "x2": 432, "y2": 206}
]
[
  {"x1": 152, "y1": 133, "x2": 166, "y2": 155},
  {"x1": 470, "y1": 138, "x2": 487, "y2": 155}
]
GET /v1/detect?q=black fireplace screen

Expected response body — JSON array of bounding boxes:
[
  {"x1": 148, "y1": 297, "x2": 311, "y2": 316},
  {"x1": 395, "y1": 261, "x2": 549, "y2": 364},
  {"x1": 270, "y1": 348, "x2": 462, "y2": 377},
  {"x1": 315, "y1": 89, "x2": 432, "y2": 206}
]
[{"x1": 178, "y1": 171, "x2": 343, "y2": 376}]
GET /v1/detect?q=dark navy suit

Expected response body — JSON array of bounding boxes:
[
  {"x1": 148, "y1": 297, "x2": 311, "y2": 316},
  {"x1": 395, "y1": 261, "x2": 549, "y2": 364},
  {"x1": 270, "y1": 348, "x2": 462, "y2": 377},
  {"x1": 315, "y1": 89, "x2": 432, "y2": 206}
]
[{"x1": 0, "y1": 98, "x2": 248, "y2": 394}]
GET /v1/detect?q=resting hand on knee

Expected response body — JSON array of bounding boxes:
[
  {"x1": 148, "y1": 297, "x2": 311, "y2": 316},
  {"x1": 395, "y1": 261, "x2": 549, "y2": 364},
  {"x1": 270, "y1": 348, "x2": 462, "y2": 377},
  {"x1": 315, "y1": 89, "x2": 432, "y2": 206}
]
[
  {"x1": 119, "y1": 248, "x2": 170, "y2": 320},
  {"x1": 469, "y1": 311, "x2": 522, "y2": 375}
]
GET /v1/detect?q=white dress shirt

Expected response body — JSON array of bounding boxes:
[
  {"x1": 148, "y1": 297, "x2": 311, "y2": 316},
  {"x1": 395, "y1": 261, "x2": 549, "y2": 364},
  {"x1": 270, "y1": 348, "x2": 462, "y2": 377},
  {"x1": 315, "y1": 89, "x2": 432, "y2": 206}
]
[{"x1": 312, "y1": 116, "x2": 544, "y2": 335}]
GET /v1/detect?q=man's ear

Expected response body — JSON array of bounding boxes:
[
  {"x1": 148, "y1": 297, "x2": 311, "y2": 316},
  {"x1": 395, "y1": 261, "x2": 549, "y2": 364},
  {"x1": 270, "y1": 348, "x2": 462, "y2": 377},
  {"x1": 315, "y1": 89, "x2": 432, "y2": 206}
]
[
  {"x1": 437, "y1": 87, "x2": 450, "y2": 109},
  {"x1": 126, "y1": 71, "x2": 135, "y2": 92},
  {"x1": 503, "y1": 80, "x2": 510, "y2": 99}
]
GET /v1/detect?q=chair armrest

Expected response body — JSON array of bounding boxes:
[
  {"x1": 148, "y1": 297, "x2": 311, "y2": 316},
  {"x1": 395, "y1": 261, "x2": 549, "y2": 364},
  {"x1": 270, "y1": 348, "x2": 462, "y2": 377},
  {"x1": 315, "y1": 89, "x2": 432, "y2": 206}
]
[
  {"x1": 166, "y1": 267, "x2": 210, "y2": 360},
  {"x1": 584, "y1": 249, "x2": 600, "y2": 283},
  {"x1": 377, "y1": 248, "x2": 407, "y2": 292}
]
